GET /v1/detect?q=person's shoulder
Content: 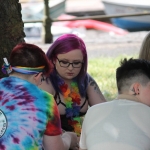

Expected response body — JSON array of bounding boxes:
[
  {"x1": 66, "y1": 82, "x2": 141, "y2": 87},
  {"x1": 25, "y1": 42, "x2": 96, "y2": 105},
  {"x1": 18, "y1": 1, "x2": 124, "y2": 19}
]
[
  {"x1": 90, "y1": 100, "x2": 113, "y2": 109},
  {"x1": 38, "y1": 89, "x2": 57, "y2": 105},
  {"x1": 40, "y1": 88, "x2": 54, "y2": 99},
  {"x1": 86, "y1": 72, "x2": 98, "y2": 84},
  {"x1": 86, "y1": 73, "x2": 92, "y2": 80},
  {"x1": 118, "y1": 99, "x2": 150, "y2": 109},
  {"x1": 86, "y1": 101, "x2": 113, "y2": 116},
  {"x1": 131, "y1": 100, "x2": 150, "y2": 112},
  {"x1": 83, "y1": 101, "x2": 114, "y2": 123}
]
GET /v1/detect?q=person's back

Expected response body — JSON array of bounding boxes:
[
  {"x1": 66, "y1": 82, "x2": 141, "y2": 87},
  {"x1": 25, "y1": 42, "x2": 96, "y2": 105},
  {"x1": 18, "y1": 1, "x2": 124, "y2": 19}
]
[
  {"x1": 80, "y1": 58, "x2": 150, "y2": 150},
  {"x1": 80, "y1": 100, "x2": 150, "y2": 150},
  {"x1": 0, "y1": 76, "x2": 60, "y2": 149},
  {"x1": 0, "y1": 43, "x2": 78, "y2": 150}
]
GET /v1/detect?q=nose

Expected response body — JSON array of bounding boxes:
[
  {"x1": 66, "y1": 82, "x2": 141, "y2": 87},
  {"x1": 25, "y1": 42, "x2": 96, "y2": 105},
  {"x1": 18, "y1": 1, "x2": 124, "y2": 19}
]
[{"x1": 68, "y1": 63, "x2": 74, "y2": 70}]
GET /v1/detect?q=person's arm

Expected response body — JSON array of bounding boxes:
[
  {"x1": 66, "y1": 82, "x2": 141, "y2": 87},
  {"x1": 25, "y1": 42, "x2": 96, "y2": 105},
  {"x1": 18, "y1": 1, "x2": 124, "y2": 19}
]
[
  {"x1": 43, "y1": 132, "x2": 78, "y2": 150},
  {"x1": 86, "y1": 74, "x2": 106, "y2": 106},
  {"x1": 42, "y1": 92, "x2": 78, "y2": 150},
  {"x1": 62, "y1": 132, "x2": 79, "y2": 150}
]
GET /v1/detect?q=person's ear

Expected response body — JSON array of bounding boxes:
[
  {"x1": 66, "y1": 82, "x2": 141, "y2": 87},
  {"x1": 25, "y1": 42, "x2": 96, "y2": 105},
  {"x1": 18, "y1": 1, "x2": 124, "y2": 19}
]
[
  {"x1": 33, "y1": 72, "x2": 43, "y2": 86},
  {"x1": 132, "y1": 83, "x2": 140, "y2": 95}
]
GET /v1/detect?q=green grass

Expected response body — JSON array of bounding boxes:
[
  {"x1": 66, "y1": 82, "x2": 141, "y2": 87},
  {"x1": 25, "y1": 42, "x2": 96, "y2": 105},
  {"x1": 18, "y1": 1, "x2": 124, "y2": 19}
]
[{"x1": 88, "y1": 55, "x2": 138, "y2": 101}]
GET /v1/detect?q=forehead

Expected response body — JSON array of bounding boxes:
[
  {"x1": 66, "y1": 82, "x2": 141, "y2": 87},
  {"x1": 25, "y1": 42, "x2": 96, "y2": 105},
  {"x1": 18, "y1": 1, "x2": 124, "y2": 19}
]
[{"x1": 57, "y1": 49, "x2": 83, "y2": 60}]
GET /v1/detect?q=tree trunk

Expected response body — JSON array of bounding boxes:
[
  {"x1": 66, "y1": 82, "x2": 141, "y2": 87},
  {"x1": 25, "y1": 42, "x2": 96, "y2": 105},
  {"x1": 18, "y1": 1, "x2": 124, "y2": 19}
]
[{"x1": 0, "y1": 0, "x2": 25, "y2": 78}]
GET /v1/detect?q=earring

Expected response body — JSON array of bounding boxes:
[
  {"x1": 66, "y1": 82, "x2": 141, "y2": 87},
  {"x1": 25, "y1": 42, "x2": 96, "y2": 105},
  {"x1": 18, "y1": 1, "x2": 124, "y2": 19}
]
[{"x1": 131, "y1": 88, "x2": 136, "y2": 95}]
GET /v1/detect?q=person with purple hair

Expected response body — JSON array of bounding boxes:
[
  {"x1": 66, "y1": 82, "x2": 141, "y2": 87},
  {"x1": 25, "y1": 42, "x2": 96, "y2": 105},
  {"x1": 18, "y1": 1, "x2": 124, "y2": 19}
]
[{"x1": 39, "y1": 34, "x2": 106, "y2": 137}]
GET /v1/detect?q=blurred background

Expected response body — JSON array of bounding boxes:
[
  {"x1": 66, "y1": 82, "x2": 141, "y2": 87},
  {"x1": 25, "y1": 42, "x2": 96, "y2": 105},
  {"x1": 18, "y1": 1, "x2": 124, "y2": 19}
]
[
  {"x1": 19, "y1": 0, "x2": 150, "y2": 100},
  {"x1": 20, "y1": 0, "x2": 150, "y2": 43}
]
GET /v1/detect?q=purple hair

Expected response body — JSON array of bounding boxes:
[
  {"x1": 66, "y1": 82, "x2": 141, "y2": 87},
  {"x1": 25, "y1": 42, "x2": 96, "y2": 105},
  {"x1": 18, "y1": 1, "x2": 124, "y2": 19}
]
[{"x1": 46, "y1": 34, "x2": 88, "y2": 97}]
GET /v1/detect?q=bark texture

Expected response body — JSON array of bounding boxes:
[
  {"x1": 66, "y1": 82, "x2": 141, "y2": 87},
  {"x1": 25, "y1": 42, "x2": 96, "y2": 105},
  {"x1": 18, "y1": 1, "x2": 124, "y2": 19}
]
[{"x1": 0, "y1": 0, "x2": 25, "y2": 78}]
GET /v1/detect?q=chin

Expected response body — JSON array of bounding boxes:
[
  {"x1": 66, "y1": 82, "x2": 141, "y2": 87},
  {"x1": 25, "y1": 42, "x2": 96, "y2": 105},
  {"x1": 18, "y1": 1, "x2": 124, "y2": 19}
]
[
  {"x1": 66, "y1": 77, "x2": 74, "y2": 80},
  {"x1": 63, "y1": 76, "x2": 75, "y2": 80}
]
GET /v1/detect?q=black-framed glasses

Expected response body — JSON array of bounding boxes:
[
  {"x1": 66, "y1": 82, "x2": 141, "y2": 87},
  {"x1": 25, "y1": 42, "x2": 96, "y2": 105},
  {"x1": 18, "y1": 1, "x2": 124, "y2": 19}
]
[{"x1": 56, "y1": 57, "x2": 83, "y2": 68}]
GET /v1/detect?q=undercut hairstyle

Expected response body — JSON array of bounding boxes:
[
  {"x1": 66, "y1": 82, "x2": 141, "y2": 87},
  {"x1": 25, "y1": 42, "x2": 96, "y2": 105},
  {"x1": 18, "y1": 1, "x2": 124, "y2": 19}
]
[
  {"x1": 139, "y1": 32, "x2": 150, "y2": 60},
  {"x1": 10, "y1": 43, "x2": 52, "y2": 77},
  {"x1": 116, "y1": 58, "x2": 150, "y2": 94},
  {"x1": 46, "y1": 33, "x2": 88, "y2": 97}
]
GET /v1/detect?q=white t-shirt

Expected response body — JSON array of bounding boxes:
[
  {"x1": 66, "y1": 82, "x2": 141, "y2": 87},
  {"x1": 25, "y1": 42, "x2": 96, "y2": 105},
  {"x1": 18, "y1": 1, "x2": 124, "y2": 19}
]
[{"x1": 79, "y1": 99, "x2": 150, "y2": 150}]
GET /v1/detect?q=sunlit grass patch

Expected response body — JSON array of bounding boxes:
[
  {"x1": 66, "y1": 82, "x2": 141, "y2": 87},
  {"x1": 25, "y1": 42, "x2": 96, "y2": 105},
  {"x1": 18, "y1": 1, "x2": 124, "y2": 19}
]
[{"x1": 88, "y1": 55, "x2": 138, "y2": 101}]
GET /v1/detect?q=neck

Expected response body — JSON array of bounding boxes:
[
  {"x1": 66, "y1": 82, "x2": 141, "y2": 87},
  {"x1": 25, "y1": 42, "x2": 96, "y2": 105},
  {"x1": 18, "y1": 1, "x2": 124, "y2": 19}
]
[
  {"x1": 10, "y1": 73, "x2": 25, "y2": 79},
  {"x1": 117, "y1": 94, "x2": 139, "y2": 103},
  {"x1": 64, "y1": 79, "x2": 72, "y2": 85},
  {"x1": 10, "y1": 73, "x2": 33, "y2": 84}
]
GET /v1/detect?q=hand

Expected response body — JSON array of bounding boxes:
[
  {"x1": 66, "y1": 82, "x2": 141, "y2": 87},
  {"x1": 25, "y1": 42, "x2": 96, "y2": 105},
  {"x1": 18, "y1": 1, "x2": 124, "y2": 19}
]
[
  {"x1": 72, "y1": 136, "x2": 80, "y2": 150},
  {"x1": 67, "y1": 132, "x2": 79, "y2": 150}
]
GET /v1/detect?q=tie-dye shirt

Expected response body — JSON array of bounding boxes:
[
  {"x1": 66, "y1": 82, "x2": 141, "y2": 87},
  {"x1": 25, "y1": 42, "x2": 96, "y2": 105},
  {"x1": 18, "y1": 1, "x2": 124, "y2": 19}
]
[{"x1": 0, "y1": 76, "x2": 62, "y2": 150}]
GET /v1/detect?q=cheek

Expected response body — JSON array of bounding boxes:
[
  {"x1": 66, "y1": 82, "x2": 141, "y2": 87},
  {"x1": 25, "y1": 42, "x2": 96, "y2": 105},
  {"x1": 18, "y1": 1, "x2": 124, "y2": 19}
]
[
  {"x1": 55, "y1": 63, "x2": 65, "y2": 74},
  {"x1": 75, "y1": 68, "x2": 82, "y2": 75}
]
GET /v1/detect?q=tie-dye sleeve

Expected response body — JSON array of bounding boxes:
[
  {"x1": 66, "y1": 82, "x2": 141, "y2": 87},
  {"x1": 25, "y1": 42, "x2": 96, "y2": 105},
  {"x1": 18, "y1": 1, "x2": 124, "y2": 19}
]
[{"x1": 44, "y1": 96, "x2": 62, "y2": 136}]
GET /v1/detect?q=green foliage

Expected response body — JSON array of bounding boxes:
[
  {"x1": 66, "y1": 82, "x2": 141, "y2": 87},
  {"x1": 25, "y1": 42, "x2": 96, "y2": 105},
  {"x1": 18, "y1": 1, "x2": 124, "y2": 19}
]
[{"x1": 88, "y1": 55, "x2": 137, "y2": 101}]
